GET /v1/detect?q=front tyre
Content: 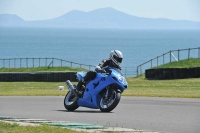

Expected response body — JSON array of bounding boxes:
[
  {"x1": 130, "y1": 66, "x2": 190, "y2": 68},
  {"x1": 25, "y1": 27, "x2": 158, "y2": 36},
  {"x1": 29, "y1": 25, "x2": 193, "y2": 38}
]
[
  {"x1": 64, "y1": 91, "x2": 79, "y2": 111},
  {"x1": 99, "y1": 89, "x2": 121, "y2": 112}
]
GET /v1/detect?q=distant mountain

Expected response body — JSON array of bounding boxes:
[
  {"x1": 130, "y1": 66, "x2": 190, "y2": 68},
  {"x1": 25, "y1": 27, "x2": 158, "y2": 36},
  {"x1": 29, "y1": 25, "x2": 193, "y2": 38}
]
[
  {"x1": 0, "y1": 14, "x2": 25, "y2": 26},
  {"x1": 1, "y1": 7, "x2": 200, "y2": 29}
]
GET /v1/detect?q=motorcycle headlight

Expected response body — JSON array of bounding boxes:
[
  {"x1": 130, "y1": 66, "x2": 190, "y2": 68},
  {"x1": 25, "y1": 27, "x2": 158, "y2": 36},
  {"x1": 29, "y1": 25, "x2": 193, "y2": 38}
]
[
  {"x1": 118, "y1": 76, "x2": 126, "y2": 85},
  {"x1": 112, "y1": 76, "x2": 128, "y2": 89}
]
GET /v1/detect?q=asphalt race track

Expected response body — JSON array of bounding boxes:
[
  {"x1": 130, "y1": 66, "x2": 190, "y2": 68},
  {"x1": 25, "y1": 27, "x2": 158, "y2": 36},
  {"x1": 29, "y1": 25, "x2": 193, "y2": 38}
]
[{"x1": 0, "y1": 96, "x2": 199, "y2": 133}]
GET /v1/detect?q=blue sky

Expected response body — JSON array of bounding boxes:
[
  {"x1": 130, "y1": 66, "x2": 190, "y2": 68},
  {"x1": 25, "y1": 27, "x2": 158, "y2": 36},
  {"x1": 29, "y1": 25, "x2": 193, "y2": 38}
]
[{"x1": 0, "y1": 0, "x2": 200, "y2": 21}]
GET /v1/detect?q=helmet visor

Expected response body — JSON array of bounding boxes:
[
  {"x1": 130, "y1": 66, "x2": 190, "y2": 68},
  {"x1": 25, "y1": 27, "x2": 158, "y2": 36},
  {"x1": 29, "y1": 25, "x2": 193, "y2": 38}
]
[{"x1": 113, "y1": 55, "x2": 122, "y2": 63}]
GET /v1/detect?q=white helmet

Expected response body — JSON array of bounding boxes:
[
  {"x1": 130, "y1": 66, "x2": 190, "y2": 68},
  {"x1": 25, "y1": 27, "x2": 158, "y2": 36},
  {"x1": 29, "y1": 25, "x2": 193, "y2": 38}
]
[{"x1": 110, "y1": 50, "x2": 123, "y2": 66}]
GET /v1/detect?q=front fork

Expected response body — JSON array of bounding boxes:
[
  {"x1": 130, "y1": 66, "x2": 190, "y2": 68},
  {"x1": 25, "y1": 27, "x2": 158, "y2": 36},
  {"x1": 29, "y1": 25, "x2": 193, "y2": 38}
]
[{"x1": 105, "y1": 86, "x2": 112, "y2": 99}]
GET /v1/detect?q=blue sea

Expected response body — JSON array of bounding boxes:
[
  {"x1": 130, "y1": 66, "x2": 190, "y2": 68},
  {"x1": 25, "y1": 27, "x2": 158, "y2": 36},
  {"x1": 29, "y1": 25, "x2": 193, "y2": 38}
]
[{"x1": 0, "y1": 27, "x2": 200, "y2": 74}]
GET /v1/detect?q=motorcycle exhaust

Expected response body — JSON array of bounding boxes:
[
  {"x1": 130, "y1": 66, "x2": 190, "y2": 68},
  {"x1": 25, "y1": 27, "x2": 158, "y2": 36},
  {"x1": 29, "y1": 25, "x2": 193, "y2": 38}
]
[
  {"x1": 66, "y1": 80, "x2": 74, "y2": 91},
  {"x1": 65, "y1": 80, "x2": 79, "y2": 98}
]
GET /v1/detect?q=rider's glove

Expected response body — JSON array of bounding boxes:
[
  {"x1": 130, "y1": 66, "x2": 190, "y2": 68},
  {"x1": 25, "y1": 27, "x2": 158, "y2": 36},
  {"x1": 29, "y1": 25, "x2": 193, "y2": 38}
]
[
  {"x1": 95, "y1": 66, "x2": 106, "y2": 73},
  {"x1": 99, "y1": 69, "x2": 106, "y2": 73}
]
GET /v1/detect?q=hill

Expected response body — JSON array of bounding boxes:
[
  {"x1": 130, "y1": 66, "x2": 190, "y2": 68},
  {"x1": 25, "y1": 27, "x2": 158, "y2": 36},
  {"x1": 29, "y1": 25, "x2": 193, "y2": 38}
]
[
  {"x1": 1, "y1": 7, "x2": 200, "y2": 29},
  {"x1": 155, "y1": 58, "x2": 200, "y2": 68},
  {"x1": 145, "y1": 58, "x2": 200, "y2": 80},
  {"x1": 0, "y1": 14, "x2": 25, "y2": 26}
]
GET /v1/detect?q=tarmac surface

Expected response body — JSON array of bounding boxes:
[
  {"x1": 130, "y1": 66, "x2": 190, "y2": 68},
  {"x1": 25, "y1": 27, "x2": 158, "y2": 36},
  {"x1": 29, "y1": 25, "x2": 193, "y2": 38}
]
[{"x1": 0, "y1": 96, "x2": 199, "y2": 133}]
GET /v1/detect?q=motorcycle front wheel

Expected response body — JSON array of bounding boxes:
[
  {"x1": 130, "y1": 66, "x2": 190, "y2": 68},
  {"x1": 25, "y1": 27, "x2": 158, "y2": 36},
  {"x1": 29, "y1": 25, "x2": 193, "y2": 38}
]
[
  {"x1": 64, "y1": 91, "x2": 79, "y2": 111},
  {"x1": 99, "y1": 89, "x2": 121, "y2": 112}
]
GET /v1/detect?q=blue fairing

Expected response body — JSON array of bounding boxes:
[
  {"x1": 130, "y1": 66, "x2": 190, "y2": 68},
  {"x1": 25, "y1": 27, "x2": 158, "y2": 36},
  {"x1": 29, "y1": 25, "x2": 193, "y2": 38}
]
[{"x1": 76, "y1": 67, "x2": 128, "y2": 109}]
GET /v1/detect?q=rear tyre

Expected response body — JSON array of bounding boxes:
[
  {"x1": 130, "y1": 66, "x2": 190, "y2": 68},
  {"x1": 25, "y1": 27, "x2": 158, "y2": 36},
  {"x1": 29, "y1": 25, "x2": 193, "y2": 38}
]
[
  {"x1": 99, "y1": 89, "x2": 121, "y2": 112},
  {"x1": 64, "y1": 91, "x2": 79, "y2": 111}
]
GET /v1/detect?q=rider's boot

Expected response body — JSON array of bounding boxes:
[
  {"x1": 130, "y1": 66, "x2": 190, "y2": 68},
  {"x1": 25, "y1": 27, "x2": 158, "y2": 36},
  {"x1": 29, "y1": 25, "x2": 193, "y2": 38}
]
[
  {"x1": 76, "y1": 79, "x2": 85, "y2": 97},
  {"x1": 76, "y1": 80, "x2": 84, "y2": 91}
]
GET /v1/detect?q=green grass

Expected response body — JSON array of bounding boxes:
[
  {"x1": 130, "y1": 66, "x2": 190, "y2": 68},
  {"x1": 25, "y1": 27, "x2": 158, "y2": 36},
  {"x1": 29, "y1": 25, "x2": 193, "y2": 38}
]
[
  {"x1": 0, "y1": 59, "x2": 200, "y2": 98},
  {"x1": 0, "y1": 75, "x2": 199, "y2": 98},
  {"x1": 155, "y1": 58, "x2": 200, "y2": 68},
  {"x1": 125, "y1": 75, "x2": 200, "y2": 98},
  {"x1": 0, "y1": 82, "x2": 69, "y2": 96},
  {"x1": 0, "y1": 121, "x2": 86, "y2": 133}
]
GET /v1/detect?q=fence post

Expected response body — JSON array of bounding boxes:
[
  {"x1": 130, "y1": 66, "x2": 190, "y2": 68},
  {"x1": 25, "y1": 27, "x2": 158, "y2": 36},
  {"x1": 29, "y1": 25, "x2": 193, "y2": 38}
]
[
  {"x1": 157, "y1": 56, "x2": 158, "y2": 66},
  {"x1": 140, "y1": 65, "x2": 142, "y2": 75},
  {"x1": 33, "y1": 58, "x2": 34, "y2": 68},
  {"x1": 39, "y1": 58, "x2": 40, "y2": 67},
  {"x1": 14, "y1": 58, "x2": 16, "y2": 68},
  {"x1": 9, "y1": 59, "x2": 10, "y2": 68},
  {"x1": 178, "y1": 49, "x2": 180, "y2": 61},
  {"x1": 188, "y1": 48, "x2": 190, "y2": 60},
  {"x1": 52, "y1": 58, "x2": 54, "y2": 67},
  {"x1": 163, "y1": 54, "x2": 165, "y2": 64},
  {"x1": 20, "y1": 58, "x2": 22, "y2": 68},
  {"x1": 3, "y1": 59, "x2": 5, "y2": 68},
  {"x1": 26, "y1": 58, "x2": 28, "y2": 68}
]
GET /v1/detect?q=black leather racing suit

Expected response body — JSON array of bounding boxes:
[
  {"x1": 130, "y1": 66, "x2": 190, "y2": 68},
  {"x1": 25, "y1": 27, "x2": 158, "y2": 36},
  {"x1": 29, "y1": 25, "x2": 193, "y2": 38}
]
[{"x1": 76, "y1": 59, "x2": 121, "y2": 91}]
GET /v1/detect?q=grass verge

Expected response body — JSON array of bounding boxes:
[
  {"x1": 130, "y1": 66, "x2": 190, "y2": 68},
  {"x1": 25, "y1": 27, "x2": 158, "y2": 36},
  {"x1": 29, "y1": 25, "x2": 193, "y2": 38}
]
[
  {"x1": 0, "y1": 75, "x2": 199, "y2": 98},
  {"x1": 126, "y1": 75, "x2": 200, "y2": 98},
  {"x1": 0, "y1": 67, "x2": 86, "y2": 72},
  {"x1": 0, "y1": 121, "x2": 85, "y2": 133}
]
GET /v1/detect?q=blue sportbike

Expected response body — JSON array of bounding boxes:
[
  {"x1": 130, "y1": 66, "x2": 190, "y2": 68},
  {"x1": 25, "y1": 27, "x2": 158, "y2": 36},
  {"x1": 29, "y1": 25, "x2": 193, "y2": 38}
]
[{"x1": 64, "y1": 66, "x2": 128, "y2": 112}]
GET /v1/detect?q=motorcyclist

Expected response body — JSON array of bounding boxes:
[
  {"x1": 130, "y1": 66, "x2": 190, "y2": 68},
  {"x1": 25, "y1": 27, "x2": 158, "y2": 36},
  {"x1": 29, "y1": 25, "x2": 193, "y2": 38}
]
[{"x1": 76, "y1": 50, "x2": 123, "y2": 92}]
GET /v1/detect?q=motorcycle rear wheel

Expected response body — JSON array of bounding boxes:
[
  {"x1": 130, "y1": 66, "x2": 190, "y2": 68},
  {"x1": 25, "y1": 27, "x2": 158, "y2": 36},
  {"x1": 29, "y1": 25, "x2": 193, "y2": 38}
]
[
  {"x1": 99, "y1": 89, "x2": 121, "y2": 112},
  {"x1": 64, "y1": 91, "x2": 79, "y2": 111}
]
